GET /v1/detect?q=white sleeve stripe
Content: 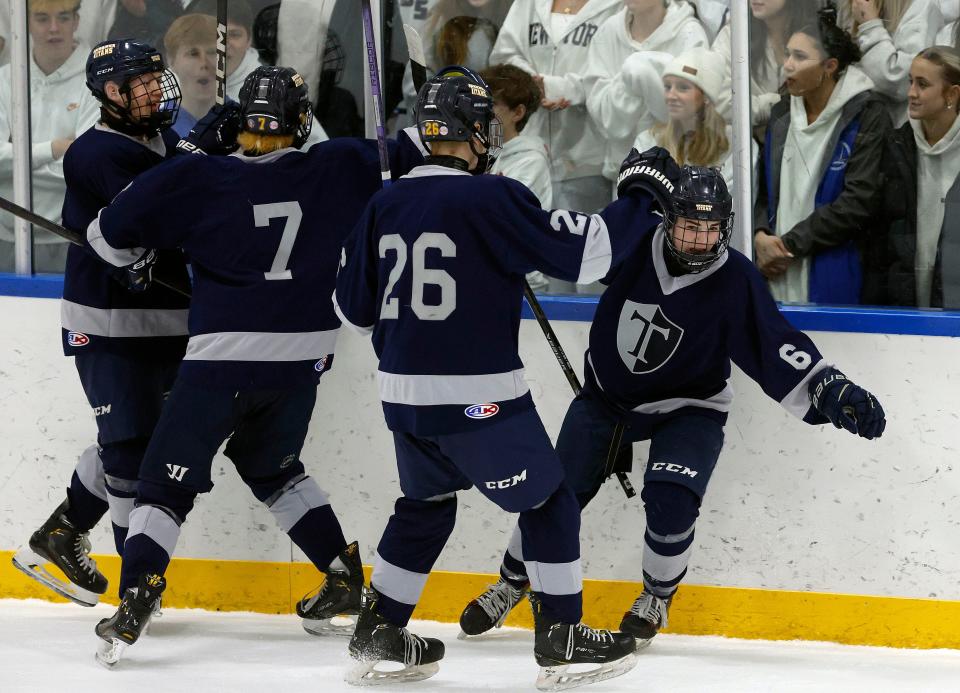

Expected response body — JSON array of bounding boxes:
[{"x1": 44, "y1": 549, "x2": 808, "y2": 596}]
[
  {"x1": 332, "y1": 291, "x2": 373, "y2": 336},
  {"x1": 86, "y1": 209, "x2": 146, "y2": 268},
  {"x1": 576, "y1": 213, "x2": 612, "y2": 284},
  {"x1": 780, "y1": 359, "x2": 832, "y2": 419}
]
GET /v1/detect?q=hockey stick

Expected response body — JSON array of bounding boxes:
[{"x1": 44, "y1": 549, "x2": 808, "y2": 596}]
[
  {"x1": 361, "y1": 0, "x2": 392, "y2": 186},
  {"x1": 402, "y1": 23, "x2": 635, "y2": 498},
  {"x1": 0, "y1": 194, "x2": 192, "y2": 298},
  {"x1": 215, "y1": 0, "x2": 227, "y2": 107}
]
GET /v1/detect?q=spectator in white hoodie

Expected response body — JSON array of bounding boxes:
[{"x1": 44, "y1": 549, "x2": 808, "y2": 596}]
[
  {"x1": 425, "y1": 0, "x2": 512, "y2": 73},
  {"x1": 584, "y1": 0, "x2": 708, "y2": 187},
  {"x1": 482, "y1": 62, "x2": 554, "y2": 292},
  {"x1": 489, "y1": 0, "x2": 622, "y2": 213},
  {"x1": 0, "y1": 0, "x2": 99, "y2": 272},
  {"x1": 934, "y1": 0, "x2": 958, "y2": 45},
  {"x1": 850, "y1": 0, "x2": 943, "y2": 124},
  {"x1": 186, "y1": 0, "x2": 263, "y2": 101}
]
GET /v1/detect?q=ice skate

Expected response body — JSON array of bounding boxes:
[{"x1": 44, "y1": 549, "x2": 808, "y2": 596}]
[
  {"x1": 458, "y1": 577, "x2": 527, "y2": 638},
  {"x1": 529, "y1": 593, "x2": 636, "y2": 691},
  {"x1": 11, "y1": 500, "x2": 107, "y2": 607},
  {"x1": 619, "y1": 589, "x2": 673, "y2": 650},
  {"x1": 346, "y1": 589, "x2": 444, "y2": 686},
  {"x1": 297, "y1": 541, "x2": 365, "y2": 637},
  {"x1": 95, "y1": 573, "x2": 165, "y2": 668}
]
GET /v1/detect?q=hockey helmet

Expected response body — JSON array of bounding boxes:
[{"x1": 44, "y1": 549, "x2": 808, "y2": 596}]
[
  {"x1": 663, "y1": 166, "x2": 734, "y2": 273},
  {"x1": 415, "y1": 65, "x2": 502, "y2": 173},
  {"x1": 86, "y1": 40, "x2": 181, "y2": 137},
  {"x1": 238, "y1": 66, "x2": 313, "y2": 148}
]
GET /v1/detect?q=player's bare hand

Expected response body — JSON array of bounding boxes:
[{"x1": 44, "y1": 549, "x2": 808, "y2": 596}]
[
  {"x1": 851, "y1": 0, "x2": 880, "y2": 23},
  {"x1": 754, "y1": 232, "x2": 793, "y2": 277},
  {"x1": 51, "y1": 137, "x2": 75, "y2": 160}
]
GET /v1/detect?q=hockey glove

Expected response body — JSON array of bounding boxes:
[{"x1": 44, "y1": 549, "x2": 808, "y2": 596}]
[
  {"x1": 808, "y1": 367, "x2": 886, "y2": 440},
  {"x1": 616, "y1": 146, "x2": 682, "y2": 214},
  {"x1": 121, "y1": 249, "x2": 157, "y2": 293},
  {"x1": 176, "y1": 101, "x2": 241, "y2": 156}
]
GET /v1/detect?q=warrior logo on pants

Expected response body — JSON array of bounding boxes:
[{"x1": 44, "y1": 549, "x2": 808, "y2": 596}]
[{"x1": 616, "y1": 301, "x2": 683, "y2": 374}]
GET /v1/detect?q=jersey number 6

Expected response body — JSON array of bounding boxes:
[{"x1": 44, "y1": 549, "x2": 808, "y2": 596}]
[{"x1": 379, "y1": 232, "x2": 456, "y2": 321}]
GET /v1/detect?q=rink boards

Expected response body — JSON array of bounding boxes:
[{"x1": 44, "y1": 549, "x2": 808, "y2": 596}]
[{"x1": 1, "y1": 290, "x2": 959, "y2": 649}]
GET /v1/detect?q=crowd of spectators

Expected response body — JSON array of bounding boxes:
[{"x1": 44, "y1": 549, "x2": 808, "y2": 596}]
[{"x1": 1, "y1": 0, "x2": 958, "y2": 310}]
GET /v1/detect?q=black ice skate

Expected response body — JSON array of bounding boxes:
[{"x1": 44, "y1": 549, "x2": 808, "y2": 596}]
[
  {"x1": 297, "y1": 541, "x2": 365, "y2": 636},
  {"x1": 11, "y1": 499, "x2": 108, "y2": 607},
  {"x1": 346, "y1": 588, "x2": 445, "y2": 686},
  {"x1": 619, "y1": 588, "x2": 673, "y2": 650},
  {"x1": 530, "y1": 593, "x2": 637, "y2": 691},
  {"x1": 95, "y1": 573, "x2": 166, "y2": 668},
  {"x1": 458, "y1": 577, "x2": 528, "y2": 638}
]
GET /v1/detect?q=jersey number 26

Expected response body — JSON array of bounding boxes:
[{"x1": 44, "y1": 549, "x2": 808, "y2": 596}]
[{"x1": 379, "y1": 232, "x2": 456, "y2": 321}]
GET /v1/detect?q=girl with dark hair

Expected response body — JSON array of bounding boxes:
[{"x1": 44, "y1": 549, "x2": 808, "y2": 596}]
[
  {"x1": 424, "y1": 0, "x2": 513, "y2": 71},
  {"x1": 754, "y1": 4, "x2": 892, "y2": 304},
  {"x1": 874, "y1": 45, "x2": 960, "y2": 307}
]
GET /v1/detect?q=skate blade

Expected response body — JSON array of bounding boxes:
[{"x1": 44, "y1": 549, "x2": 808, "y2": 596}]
[
  {"x1": 345, "y1": 659, "x2": 440, "y2": 686},
  {"x1": 95, "y1": 637, "x2": 129, "y2": 669},
  {"x1": 535, "y1": 652, "x2": 638, "y2": 691},
  {"x1": 11, "y1": 547, "x2": 101, "y2": 607},
  {"x1": 302, "y1": 614, "x2": 358, "y2": 638}
]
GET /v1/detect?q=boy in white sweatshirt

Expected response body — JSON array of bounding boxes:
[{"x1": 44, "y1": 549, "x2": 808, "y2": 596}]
[{"x1": 0, "y1": 0, "x2": 99, "y2": 272}]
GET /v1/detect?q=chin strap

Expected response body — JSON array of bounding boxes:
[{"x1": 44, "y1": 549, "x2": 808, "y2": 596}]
[
  {"x1": 424, "y1": 155, "x2": 471, "y2": 172},
  {"x1": 98, "y1": 105, "x2": 159, "y2": 139}
]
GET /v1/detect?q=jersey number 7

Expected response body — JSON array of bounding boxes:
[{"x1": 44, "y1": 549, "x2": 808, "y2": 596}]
[
  {"x1": 254, "y1": 201, "x2": 303, "y2": 281},
  {"x1": 379, "y1": 232, "x2": 456, "y2": 321}
]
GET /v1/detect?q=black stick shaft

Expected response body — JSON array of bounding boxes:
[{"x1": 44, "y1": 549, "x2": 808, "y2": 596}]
[{"x1": 216, "y1": 0, "x2": 227, "y2": 106}]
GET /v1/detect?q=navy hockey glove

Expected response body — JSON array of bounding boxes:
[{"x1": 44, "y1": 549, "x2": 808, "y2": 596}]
[
  {"x1": 121, "y1": 249, "x2": 157, "y2": 293},
  {"x1": 809, "y1": 367, "x2": 886, "y2": 440},
  {"x1": 176, "y1": 101, "x2": 241, "y2": 156},
  {"x1": 616, "y1": 146, "x2": 682, "y2": 212}
]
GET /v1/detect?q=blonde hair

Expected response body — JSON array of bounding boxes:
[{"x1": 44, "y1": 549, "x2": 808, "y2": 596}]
[
  {"x1": 164, "y1": 13, "x2": 217, "y2": 59},
  {"x1": 915, "y1": 45, "x2": 960, "y2": 114},
  {"x1": 650, "y1": 101, "x2": 729, "y2": 167},
  {"x1": 237, "y1": 131, "x2": 295, "y2": 155},
  {"x1": 850, "y1": 0, "x2": 910, "y2": 35},
  {"x1": 29, "y1": 0, "x2": 80, "y2": 12}
]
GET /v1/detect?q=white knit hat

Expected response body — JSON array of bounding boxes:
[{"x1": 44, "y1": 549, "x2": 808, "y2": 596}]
[{"x1": 661, "y1": 48, "x2": 725, "y2": 107}]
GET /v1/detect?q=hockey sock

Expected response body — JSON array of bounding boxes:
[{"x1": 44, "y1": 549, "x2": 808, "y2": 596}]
[
  {"x1": 518, "y1": 484, "x2": 583, "y2": 624},
  {"x1": 63, "y1": 445, "x2": 108, "y2": 531},
  {"x1": 372, "y1": 496, "x2": 457, "y2": 626},
  {"x1": 120, "y1": 504, "x2": 182, "y2": 595},
  {"x1": 100, "y1": 438, "x2": 150, "y2": 555},
  {"x1": 498, "y1": 525, "x2": 530, "y2": 588},
  {"x1": 641, "y1": 482, "x2": 700, "y2": 597}
]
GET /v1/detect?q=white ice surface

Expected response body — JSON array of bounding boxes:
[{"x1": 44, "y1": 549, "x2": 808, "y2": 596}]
[{"x1": 1, "y1": 599, "x2": 959, "y2": 692}]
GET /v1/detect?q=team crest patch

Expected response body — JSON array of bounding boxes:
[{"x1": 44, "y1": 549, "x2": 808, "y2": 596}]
[
  {"x1": 616, "y1": 301, "x2": 683, "y2": 374},
  {"x1": 67, "y1": 331, "x2": 90, "y2": 347},
  {"x1": 465, "y1": 403, "x2": 499, "y2": 419}
]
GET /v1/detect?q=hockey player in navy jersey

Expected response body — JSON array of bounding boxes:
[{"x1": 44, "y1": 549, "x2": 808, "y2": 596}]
[
  {"x1": 84, "y1": 66, "x2": 425, "y2": 667},
  {"x1": 12, "y1": 39, "x2": 189, "y2": 608},
  {"x1": 334, "y1": 67, "x2": 658, "y2": 690},
  {"x1": 459, "y1": 151, "x2": 887, "y2": 649}
]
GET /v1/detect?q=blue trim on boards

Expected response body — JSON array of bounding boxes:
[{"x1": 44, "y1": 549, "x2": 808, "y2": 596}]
[{"x1": 2, "y1": 274, "x2": 958, "y2": 337}]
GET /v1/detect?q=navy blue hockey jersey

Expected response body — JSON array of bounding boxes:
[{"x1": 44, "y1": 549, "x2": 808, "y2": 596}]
[
  {"x1": 61, "y1": 124, "x2": 190, "y2": 359},
  {"x1": 586, "y1": 225, "x2": 830, "y2": 424},
  {"x1": 334, "y1": 165, "x2": 661, "y2": 435},
  {"x1": 88, "y1": 132, "x2": 424, "y2": 390}
]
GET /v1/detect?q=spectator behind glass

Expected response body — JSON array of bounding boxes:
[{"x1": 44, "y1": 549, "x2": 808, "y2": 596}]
[
  {"x1": 692, "y1": 0, "x2": 728, "y2": 42},
  {"x1": 185, "y1": 0, "x2": 262, "y2": 100},
  {"x1": 754, "y1": 4, "x2": 891, "y2": 305},
  {"x1": 425, "y1": 0, "x2": 512, "y2": 72},
  {"x1": 632, "y1": 48, "x2": 757, "y2": 205},
  {"x1": 481, "y1": 63, "x2": 553, "y2": 292},
  {"x1": 849, "y1": 0, "x2": 943, "y2": 124},
  {"x1": 713, "y1": 0, "x2": 818, "y2": 128},
  {"x1": 0, "y1": 0, "x2": 99, "y2": 272},
  {"x1": 164, "y1": 13, "x2": 217, "y2": 137},
  {"x1": 585, "y1": 0, "x2": 708, "y2": 187},
  {"x1": 873, "y1": 46, "x2": 960, "y2": 308},
  {"x1": 108, "y1": 0, "x2": 184, "y2": 49},
  {"x1": 490, "y1": 0, "x2": 622, "y2": 213},
  {"x1": 934, "y1": 0, "x2": 958, "y2": 45}
]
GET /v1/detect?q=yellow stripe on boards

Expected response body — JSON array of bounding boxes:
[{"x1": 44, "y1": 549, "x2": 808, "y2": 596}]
[{"x1": 2, "y1": 550, "x2": 959, "y2": 649}]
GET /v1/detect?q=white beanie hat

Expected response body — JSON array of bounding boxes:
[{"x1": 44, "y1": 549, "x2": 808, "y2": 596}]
[{"x1": 661, "y1": 48, "x2": 725, "y2": 107}]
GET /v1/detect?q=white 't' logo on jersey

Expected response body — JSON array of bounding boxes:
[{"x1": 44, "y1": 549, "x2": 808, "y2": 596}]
[{"x1": 616, "y1": 301, "x2": 683, "y2": 374}]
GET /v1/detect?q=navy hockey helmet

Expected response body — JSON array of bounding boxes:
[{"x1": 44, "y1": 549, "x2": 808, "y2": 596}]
[
  {"x1": 85, "y1": 40, "x2": 181, "y2": 137},
  {"x1": 238, "y1": 66, "x2": 313, "y2": 148},
  {"x1": 663, "y1": 166, "x2": 734, "y2": 273},
  {"x1": 415, "y1": 65, "x2": 502, "y2": 173}
]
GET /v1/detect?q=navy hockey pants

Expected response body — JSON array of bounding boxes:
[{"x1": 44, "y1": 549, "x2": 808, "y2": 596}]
[
  {"x1": 72, "y1": 352, "x2": 179, "y2": 553},
  {"x1": 119, "y1": 380, "x2": 346, "y2": 594},
  {"x1": 373, "y1": 408, "x2": 583, "y2": 626},
  {"x1": 500, "y1": 392, "x2": 724, "y2": 599}
]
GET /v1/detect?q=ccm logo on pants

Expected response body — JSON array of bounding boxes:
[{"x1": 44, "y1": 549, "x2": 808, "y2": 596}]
[
  {"x1": 485, "y1": 469, "x2": 527, "y2": 490},
  {"x1": 650, "y1": 462, "x2": 698, "y2": 478}
]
